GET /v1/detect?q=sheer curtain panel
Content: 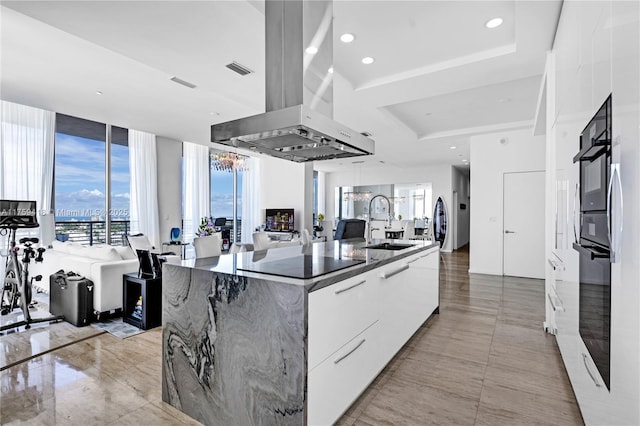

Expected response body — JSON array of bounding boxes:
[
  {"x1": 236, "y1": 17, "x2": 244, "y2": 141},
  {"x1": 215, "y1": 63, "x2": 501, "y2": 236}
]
[
  {"x1": 0, "y1": 100, "x2": 55, "y2": 278},
  {"x1": 129, "y1": 129, "x2": 161, "y2": 248},
  {"x1": 183, "y1": 142, "x2": 210, "y2": 242},
  {"x1": 241, "y1": 157, "x2": 261, "y2": 243}
]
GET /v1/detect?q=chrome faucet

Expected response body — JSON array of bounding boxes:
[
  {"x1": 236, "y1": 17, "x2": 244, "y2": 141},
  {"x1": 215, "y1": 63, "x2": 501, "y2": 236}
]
[{"x1": 367, "y1": 194, "x2": 393, "y2": 242}]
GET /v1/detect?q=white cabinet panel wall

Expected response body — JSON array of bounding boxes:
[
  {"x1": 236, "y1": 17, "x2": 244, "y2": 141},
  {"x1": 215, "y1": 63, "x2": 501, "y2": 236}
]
[{"x1": 547, "y1": 0, "x2": 639, "y2": 424}]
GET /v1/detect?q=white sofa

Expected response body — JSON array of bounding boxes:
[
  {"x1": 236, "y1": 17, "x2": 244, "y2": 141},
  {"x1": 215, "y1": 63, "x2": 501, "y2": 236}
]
[{"x1": 30, "y1": 240, "x2": 139, "y2": 317}]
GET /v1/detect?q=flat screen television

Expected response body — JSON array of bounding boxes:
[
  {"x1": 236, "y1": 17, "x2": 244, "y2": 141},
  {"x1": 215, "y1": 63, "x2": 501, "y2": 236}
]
[{"x1": 265, "y1": 209, "x2": 294, "y2": 232}]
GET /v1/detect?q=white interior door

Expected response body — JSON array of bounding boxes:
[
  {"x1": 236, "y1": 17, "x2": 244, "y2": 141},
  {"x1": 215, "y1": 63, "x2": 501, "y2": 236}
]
[{"x1": 503, "y1": 171, "x2": 545, "y2": 279}]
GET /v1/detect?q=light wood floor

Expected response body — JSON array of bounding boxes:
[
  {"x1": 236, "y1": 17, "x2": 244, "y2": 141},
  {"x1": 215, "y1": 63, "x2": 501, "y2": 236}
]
[
  {"x1": 337, "y1": 246, "x2": 583, "y2": 426},
  {"x1": 0, "y1": 246, "x2": 584, "y2": 425}
]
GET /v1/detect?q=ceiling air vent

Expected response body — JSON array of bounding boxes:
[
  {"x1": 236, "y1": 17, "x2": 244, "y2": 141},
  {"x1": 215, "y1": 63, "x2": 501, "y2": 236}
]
[
  {"x1": 225, "y1": 61, "x2": 254, "y2": 76},
  {"x1": 170, "y1": 77, "x2": 196, "y2": 89}
]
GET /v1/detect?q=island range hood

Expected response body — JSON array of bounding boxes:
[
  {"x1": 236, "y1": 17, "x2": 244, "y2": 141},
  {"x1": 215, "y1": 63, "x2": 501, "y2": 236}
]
[{"x1": 211, "y1": 0, "x2": 374, "y2": 162}]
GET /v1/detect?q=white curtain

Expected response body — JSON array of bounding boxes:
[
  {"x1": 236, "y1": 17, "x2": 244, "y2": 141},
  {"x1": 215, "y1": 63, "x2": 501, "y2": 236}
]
[
  {"x1": 241, "y1": 157, "x2": 261, "y2": 243},
  {"x1": 129, "y1": 129, "x2": 161, "y2": 248},
  {"x1": 183, "y1": 141, "x2": 210, "y2": 242},
  {"x1": 0, "y1": 100, "x2": 55, "y2": 278}
]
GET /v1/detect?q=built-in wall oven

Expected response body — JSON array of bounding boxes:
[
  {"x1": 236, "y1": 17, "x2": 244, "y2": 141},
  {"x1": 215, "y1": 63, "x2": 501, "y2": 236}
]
[{"x1": 573, "y1": 94, "x2": 612, "y2": 390}]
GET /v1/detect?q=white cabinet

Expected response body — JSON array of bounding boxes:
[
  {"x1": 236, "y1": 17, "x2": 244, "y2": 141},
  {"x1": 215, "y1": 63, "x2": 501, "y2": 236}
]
[
  {"x1": 378, "y1": 248, "x2": 439, "y2": 365},
  {"x1": 307, "y1": 245, "x2": 440, "y2": 425},
  {"x1": 546, "y1": 1, "x2": 640, "y2": 424},
  {"x1": 307, "y1": 323, "x2": 381, "y2": 426},
  {"x1": 308, "y1": 272, "x2": 378, "y2": 370}
]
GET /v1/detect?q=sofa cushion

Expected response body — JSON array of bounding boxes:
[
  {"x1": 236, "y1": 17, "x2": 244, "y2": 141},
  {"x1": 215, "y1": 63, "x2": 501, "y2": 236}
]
[
  {"x1": 51, "y1": 240, "x2": 70, "y2": 253},
  {"x1": 114, "y1": 245, "x2": 137, "y2": 260},
  {"x1": 89, "y1": 246, "x2": 122, "y2": 261},
  {"x1": 65, "y1": 244, "x2": 121, "y2": 261}
]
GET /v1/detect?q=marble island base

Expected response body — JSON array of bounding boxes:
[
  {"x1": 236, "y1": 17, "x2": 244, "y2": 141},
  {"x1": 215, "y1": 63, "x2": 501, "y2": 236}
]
[{"x1": 162, "y1": 266, "x2": 306, "y2": 425}]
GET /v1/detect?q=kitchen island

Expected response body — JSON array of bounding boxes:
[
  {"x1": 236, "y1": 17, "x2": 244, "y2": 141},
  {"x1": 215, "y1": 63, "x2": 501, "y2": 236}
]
[{"x1": 161, "y1": 238, "x2": 439, "y2": 426}]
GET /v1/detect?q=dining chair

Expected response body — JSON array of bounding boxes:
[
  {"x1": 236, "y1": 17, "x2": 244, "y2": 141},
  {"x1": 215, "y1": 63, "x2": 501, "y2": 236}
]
[
  {"x1": 334, "y1": 219, "x2": 366, "y2": 240},
  {"x1": 252, "y1": 231, "x2": 272, "y2": 251},
  {"x1": 193, "y1": 233, "x2": 222, "y2": 258},
  {"x1": 401, "y1": 220, "x2": 416, "y2": 239},
  {"x1": 301, "y1": 229, "x2": 311, "y2": 245},
  {"x1": 228, "y1": 243, "x2": 247, "y2": 254}
]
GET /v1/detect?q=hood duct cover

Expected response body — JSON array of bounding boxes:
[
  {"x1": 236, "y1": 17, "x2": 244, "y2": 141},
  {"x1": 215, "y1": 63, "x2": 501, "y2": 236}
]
[{"x1": 211, "y1": 0, "x2": 374, "y2": 162}]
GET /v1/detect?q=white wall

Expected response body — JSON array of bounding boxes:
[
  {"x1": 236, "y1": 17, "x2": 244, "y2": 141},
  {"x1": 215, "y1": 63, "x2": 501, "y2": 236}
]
[
  {"x1": 156, "y1": 136, "x2": 183, "y2": 244},
  {"x1": 452, "y1": 167, "x2": 470, "y2": 249},
  {"x1": 469, "y1": 128, "x2": 545, "y2": 275},
  {"x1": 325, "y1": 164, "x2": 455, "y2": 252}
]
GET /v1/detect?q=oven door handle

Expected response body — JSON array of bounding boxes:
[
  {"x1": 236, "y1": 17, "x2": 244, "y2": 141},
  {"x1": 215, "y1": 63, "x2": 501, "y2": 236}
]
[
  {"x1": 572, "y1": 242, "x2": 610, "y2": 260},
  {"x1": 607, "y1": 166, "x2": 614, "y2": 249},
  {"x1": 573, "y1": 182, "x2": 580, "y2": 244},
  {"x1": 608, "y1": 163, "x2": 622, "y2": 263}
]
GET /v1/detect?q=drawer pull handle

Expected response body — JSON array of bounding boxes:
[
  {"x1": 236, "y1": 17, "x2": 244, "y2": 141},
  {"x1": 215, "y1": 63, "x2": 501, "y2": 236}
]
[
  {"x1": 380, "y1": 264, "x2": 410, "y2": 279},
  {"x1": 407, "y1": 251, "x2": 433, "y2": 264},
  {"x1": 334, "y1": 339, "x2": 366, "y2": 364},
  {"x1": 334, "y1": 280, "x2": 366, "y2": 295},
  {"x1": 547, "y1": 293, "x2": 558, "y2": 311},
  {"x1": 582, "y1": 353, "x2": 602, "y2": 387}
]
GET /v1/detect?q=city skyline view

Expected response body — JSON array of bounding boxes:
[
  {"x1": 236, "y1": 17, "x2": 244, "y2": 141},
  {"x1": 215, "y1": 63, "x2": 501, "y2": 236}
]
[{"x1": 54, "y1": 132, "x2": 240, "y2": 221}]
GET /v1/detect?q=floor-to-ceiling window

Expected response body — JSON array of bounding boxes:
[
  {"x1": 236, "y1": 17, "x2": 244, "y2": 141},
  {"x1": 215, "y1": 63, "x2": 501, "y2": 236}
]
[
  {"x1": 210, "y1": 151, "x2": 243, "y2": 244},
  {"x1": 54, "y1": 114, "x2": 129, "y2": 245}
]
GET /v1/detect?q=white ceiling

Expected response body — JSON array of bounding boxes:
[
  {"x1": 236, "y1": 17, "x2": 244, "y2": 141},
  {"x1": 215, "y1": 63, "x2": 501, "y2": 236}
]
[{"x1": 0, "y1": 0, "x2": 561, "y2": 173}]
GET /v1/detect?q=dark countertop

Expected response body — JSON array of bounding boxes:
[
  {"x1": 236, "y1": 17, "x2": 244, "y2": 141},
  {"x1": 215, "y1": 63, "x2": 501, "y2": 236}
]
[{"x1": 174, "y1": 238, "x2": 439, "y2": 292}]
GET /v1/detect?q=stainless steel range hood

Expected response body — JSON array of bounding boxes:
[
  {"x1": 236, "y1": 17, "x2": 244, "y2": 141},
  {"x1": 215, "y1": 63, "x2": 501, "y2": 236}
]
[{"x1": 211, "y1": 0, "x2": 374, "y2": 162}]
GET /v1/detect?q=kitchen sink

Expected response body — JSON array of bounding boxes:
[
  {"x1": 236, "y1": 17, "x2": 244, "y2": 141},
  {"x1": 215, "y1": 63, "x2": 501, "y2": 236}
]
[{"x1": 365, "y1": 243, "x2": 415, "y2": 251}]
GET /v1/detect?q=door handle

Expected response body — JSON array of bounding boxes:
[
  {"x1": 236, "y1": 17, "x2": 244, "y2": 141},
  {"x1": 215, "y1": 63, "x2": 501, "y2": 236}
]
[
  {"x1": 380, "y1": 264, "x2": 410, "y2": 279},
  {"x1": 582, "y1": 353, "x2": 602, "y2": 387},
  {"x1": 608, "y1": 163, "x2": 622, "y2": 263},
  {"x1": 504, "y1": 230, "x2": 516, "y2": 234},
  {"x1": 573, "y1": 182, "x2": 580, "y2": 243}
]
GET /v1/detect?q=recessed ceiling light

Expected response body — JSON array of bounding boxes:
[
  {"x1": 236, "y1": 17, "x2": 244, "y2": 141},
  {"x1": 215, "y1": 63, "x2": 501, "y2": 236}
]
[
  {"x1": 497, "y1": 97, "x2": 512, "y2": 103},
  {"x1": 462, "y1": 159, "x2": 468, "y2": 162},
  {"x1": 362, "y1": 57, "x2": 375, "y2": 65},
  {"x1": 306, "y1": 46, "x2": 318, "y2": 54},
  {"x1": 328, "y1": 67, "x2": 334, "y2": 74},
  {"x1": 450, "y1": 146, "x2": 457, "y2": 150},
  {"x1": 485, "y1": 17, "x2": 503, "y2": 29},
  {"x1": 95, "y1": 91, "x2": 103, "y2": 95},
  {"x1": 340, "y1": 33, "x2": 355, "y2": 43}
]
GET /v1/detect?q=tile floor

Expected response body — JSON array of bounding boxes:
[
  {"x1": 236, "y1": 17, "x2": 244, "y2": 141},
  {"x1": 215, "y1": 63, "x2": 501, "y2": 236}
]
[{"x1": 0, "y1": 246, "x2": 584, "y2": 425}]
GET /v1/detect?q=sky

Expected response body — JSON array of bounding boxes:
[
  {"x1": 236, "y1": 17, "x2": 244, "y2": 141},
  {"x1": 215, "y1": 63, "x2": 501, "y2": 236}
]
[
  {"x1": 54, "y1": 133, "x2": 130, "y2": 219},
  {"x1": 54, "y1": 133, "x2": 240, "y2": 220},
  {"x1": 210, "y1": 169, "x2": 242, "y2": 219}
]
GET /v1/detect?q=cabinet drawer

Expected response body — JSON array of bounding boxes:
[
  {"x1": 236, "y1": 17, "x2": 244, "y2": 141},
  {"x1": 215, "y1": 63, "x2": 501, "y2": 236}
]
[
  {"x1": 308, "y1": 323, "x2": 380, "y2": 426},
  {"x1": 308, "y1": 272, "x2": 378, "y2": 370},
  {"x1": 404, "y1": 247, "x2": 439, "y2": 270}
]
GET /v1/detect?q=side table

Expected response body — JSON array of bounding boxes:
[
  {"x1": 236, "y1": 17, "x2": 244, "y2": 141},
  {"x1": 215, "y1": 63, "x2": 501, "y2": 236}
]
[
  {"x1": 162, "y1": 241, "x2": 189, "y2": 259},
  {"x1": 123, "y1": 273, "x2": 162, "y2": 330}
]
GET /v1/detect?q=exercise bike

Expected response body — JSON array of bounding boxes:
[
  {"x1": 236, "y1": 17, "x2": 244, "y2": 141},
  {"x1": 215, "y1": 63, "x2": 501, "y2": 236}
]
[{"x1": 0, "y1": 200, "x2": 63, "y2": 332}]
